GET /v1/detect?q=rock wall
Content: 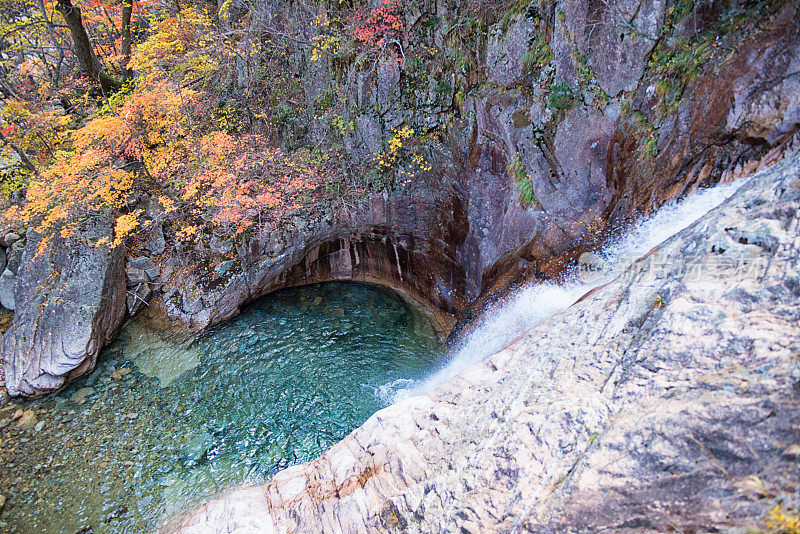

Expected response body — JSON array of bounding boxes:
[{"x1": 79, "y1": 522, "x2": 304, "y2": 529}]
[
  {"x1": 144, "y1": 0, "x2": 800, "y2": 337},
  {"x1": 142, "y1": 171, "x2": 470, "y2": 334},
  {"x1": 171, "y1": 146, "x2": 800, "y2": 534},
  {"x1": 4, "y1": 0, "x2": 800, "y2": 396}
]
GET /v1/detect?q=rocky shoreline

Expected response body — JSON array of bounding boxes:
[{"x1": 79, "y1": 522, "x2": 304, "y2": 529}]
[{"x1": 172, "y1": 147, "x2": 800, "y2": 534}]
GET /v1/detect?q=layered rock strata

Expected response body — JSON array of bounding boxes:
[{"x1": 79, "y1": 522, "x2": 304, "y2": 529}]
[{"x1": 3, "y1": 213, "x2": 126, "y2": 396}]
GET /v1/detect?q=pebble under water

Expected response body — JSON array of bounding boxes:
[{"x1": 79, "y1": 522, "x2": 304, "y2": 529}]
[{"x1": 0, "y1": 282, "x2": 444, "y2": 533}]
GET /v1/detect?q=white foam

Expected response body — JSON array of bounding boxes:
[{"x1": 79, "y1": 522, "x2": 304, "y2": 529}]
[
  {"x1": 373, "y1": 378, "x2": 416, "y2": 405},
  {"x1": 382, "y1": 178, "x2": 747, "y2": 404}
]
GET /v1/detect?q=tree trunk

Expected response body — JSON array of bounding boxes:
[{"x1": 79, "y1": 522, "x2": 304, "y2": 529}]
[
  {"x1": 121, "y1": 0, "x2": 133, "y2": 70},
  {"x1": 36, "y1": 0, "x2": 66, "y2": 87},
  {"x1": 0, "y1": 130, "x2": 37, "y2": 175},
  {"x1": 55, "y1": 0, "x2": 120, "y2": 93}
]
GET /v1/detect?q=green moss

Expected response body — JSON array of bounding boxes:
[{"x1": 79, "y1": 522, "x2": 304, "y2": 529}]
[
  {"x1": 646, "y1": 0, "x2": 784, "y2": 119},
  {"x1": 443, "y1": 17, "x2": 481, "y2": 75},
  {"x1": 548, "y1": 82, "x2": 574, "y2": 110},
  {"x1": 668, "y1": 0, "x2": 694, "y2": 25},
  {"x1": 649, "y1": 37, "x2": 714, "y2": 81},
  {"x1": 631, "y1": 111, "x2": 660, "y2": 157},
  {"x1": 93, "y1": 77, "x2": 137, "y2": 118},
  {"x1": 648, "y1": 34, "x2": 714, "y2": 117},
  {"x1": 455, "y1": 88, "x2": 467, "y2": 106},
  {"x1": 570, "y1": 44, "x2": 608, "y2": 108},
  {"x1": 506, "y1": 153, "x2": 543, "y2": 210},
  {"x1": 512, "y1": 108, "x2": 531, "y2": 128},
  {"x1": 269, "y1": 103, "x2": 294, "y2": 128},
  {"x1": 313, "y1": 89, "x2": 335, "y2": 115},
  {"x1": 422, "y1": 15, "x2": 440, "y2": 28},
  {"x1": 522, "y1": 30, "x2": 553, "y2": 75},
  {"x1": 433, "y1": 81, "x2": 453, "y2": 94}
]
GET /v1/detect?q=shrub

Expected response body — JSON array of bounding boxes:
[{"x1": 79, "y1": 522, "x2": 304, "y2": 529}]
[
  {"x1": 548, "y1": 82, "x2": 575, "y2": 110},
  {"x1": 506, "y1": 153, "x2": 543, "y2": 210}
]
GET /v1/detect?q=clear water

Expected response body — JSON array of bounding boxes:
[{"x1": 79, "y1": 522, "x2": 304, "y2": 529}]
[{"x1": 0, "y1": 282, "x2": 443, "y2": 533}]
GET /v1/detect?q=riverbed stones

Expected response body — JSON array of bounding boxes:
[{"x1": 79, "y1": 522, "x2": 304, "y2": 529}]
[
  {"x1": 70, "y1": 387, "x2": 94, "y2": 404},
  {"x1": 121, "y1": 320, "x2": 201, "y2": 386},
  {"x1": 15, "y1": 410, "x2": 37, "y2": 431},
  {"x1": 111, "y1": 368, "x2": 131, "y2": 381},
  {"x1": 182, "y1": 431, "x2": 214, "y2": 465}
]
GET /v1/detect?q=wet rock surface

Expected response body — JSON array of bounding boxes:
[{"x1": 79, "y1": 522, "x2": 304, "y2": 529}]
[{"x1": 173, "y1": 153, "x2": 800, "y2": 532}]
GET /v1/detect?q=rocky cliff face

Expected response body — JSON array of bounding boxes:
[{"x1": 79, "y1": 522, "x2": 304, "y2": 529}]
[
  {"x1": 144, "y1": 175, "x2": 471, "y2": 335},
  {"x1": 172, "y1": 147, "x2": 800, "y2": 534},
  {"x1": 3, "y1": 1, "x2": 799, "y2": 397},
  {"x1": 145, "y1": 0, "x2": 800, "y2": 335}
]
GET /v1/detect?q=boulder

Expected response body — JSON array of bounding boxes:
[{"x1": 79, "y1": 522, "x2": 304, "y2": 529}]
[
  {"x1": 209, "y1": 236, "x2": 232, "y2": 255},
  {"x1": 143, "y1": 222, "x2": 166, "y2": 256},
  {"x1": 2, "y1": 212, "x2": 127, "y2": 397},
  {"x1": 5, "y1": 244, "x2": 23, "y2": 275},
  {"x1": 126, "y1": 267, "x2": 149, "y2": 285},
  {"x1": 182, "y1": 430, "x2": 214, "y2": 465},
  {"x1": 126, "y1": 283, "x2": 152, "y2": 315},
  {"x1": 3, "y1": 232, "x2": 20, "y2": 247},
  {"x1": 14, "y1": 410, "x2": 37, "y2": 430}
]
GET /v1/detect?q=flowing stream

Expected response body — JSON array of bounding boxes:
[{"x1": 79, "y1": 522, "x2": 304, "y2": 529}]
[
  {"x1": 388, "y1": 177, "x2": 747, "y2": 401},
  {"x1": 0, "y1": 282, "x2": 444, "y2": 533}
]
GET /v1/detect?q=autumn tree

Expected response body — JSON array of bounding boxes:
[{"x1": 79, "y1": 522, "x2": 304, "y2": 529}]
[
  {"x1": 0, "y1": 0, "x2": 362, "y2": 255},
  {"x1": 55, "y1": 0, "x2": 121, "y2": 92}
]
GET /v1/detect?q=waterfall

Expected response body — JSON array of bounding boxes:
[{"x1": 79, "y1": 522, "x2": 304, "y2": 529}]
[{"x1": 380, "y1": 177, "x2": 747, "y2": 403}]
